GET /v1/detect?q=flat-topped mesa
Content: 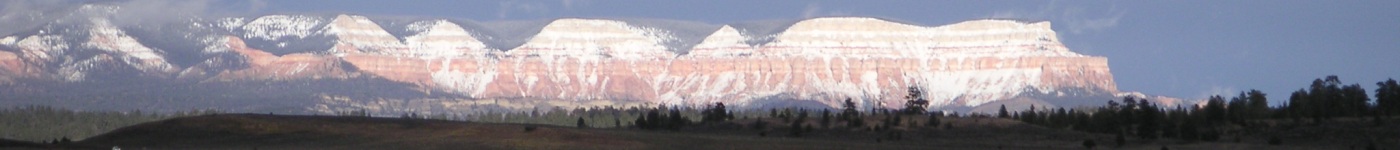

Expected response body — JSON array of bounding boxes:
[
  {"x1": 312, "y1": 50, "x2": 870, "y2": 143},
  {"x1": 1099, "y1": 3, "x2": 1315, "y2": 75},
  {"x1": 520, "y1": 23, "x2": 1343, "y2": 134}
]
[
  {"x1": 331, "y1": 17, "x2": 1116, "y2": 109},
  {"x1": 755, "y1": 18, "x2": 1080, "y2": 58},
  {"x1": 506, "y1": 18, "x2": 678, "y2": 60},
  {"x1": 0, "y1": 9, "x2": 1134, "y2": 112}
]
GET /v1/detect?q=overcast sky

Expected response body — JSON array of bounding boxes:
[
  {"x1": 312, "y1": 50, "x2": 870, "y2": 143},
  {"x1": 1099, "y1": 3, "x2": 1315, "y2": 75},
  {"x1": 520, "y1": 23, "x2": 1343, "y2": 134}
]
[{"x1": 14, "y1": 0, "x2": 1400, "y2": 105}]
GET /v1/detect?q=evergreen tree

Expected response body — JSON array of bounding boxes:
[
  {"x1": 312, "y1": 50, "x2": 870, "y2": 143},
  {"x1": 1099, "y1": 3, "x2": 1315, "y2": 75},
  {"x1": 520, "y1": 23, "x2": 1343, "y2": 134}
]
[
  {"x1": 997, "y1": 104, "x2": 1010, "y2": 118},
  {"x1": 1228, "y1": 92, "x2": 1249, "y2": 124},
  {"x1": 1288, "y1": 89, "x2": 1310, "y2": 121},
  {"x1": 577, "y1": 117, "x2": 588, "y2": 128},
  {"x1": 1137, "y1": 101, "x2": 1160, "y2": 139},
  {"x1": 668, "y1": 108, "x2": 686, "y2": 130},
  {"x1": 770, "y1": 108, "x2": 779, "y2": 118},
  {"x1": 903, "y1": 86, "x2": 930, "y2": 114},
  {"x1": 635, "y1": 112, "x2": 649, "y2": 129},
  {"x1": 842, "y1": 98, "x2": 863, "y2": 128},
  {"x1": 1120, "y1": 97, "x2": 1139, "y2": 129},
  {"x1": 1376, "y1": 78, "x2": 1400, "y2": 117},
  {"x1": 645, "y1": 109, "x2": 662, "y2": 129},
  {"x1": 1246, "y1": 90, "x2": 1270, "y2": 119},
  {"x1": 1342, "y1": 84, "x2": 1371, "y2": 117},
  {"x1": 1310, "y1": 77, "x2": 1339, "y2": 121},
  {"x1": 1204, "y1": 95, "x2": 1228, "y2": 125},
  {"x1": 701, "y1": 102, "x2": 729, "y2": 123}
]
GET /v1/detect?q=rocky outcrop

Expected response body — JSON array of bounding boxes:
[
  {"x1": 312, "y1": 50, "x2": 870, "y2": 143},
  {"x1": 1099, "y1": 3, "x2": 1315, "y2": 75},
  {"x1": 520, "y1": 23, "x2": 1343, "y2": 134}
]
[
  {"x1": 206, "y1": 36, "x2": 357, "y2": 81},
  {"x1": 0, "y1": 50, "x2": 29, "y2": 83}
]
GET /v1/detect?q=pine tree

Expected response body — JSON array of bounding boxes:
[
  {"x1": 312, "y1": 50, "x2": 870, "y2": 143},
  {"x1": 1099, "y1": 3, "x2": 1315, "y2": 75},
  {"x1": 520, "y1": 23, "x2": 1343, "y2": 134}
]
[
  {"x1": 1288, "y1": 89, "x2": 1310, "y2": 121},
  {"x1": 1204, "y1": 96, "x2": 1228, "y2": 125},
  {"x1": 668, "y1": 108, "x2": 686, "y2": 130},
  {"x1": 1228, "y1": 92, "x2": 1249, "y2": 124},
  {"x1": 770, "y1": 108, "x2": 779, "y2": 118},
  {"x1": 903, "y1": 86, "x2": 929, "y2": 115},
  {"x1": 842, "y1": 98, "x2": 863, "y2": 128},
  {"x1": 645, "y1": 109, "x2": 662, "y2": 129},
  {"x1": 702, "y1": 102, "x2": 729, "y2": 123},
  {"x1": 1246, "y1": 90, "x2": 1270, "y2": 119},
  {"x1": 997, "y1": 104, "x2": 1010, "y2": 118},
  {"x1": 635, "y1": 112, "x2": 649, "y2": 129},
  {"x1": 1137, "y1": 101, "x2": 1160, "y2": 139},
  {"x1": 1378, "y1": 78, "x2": 1400, "y2": 118},
  {"x1": 1342, "y1": 84, "x2": 1371, "y2": 117},
  {"x1": 577, "y1": 117, "x2": 588, "y2": 128}
]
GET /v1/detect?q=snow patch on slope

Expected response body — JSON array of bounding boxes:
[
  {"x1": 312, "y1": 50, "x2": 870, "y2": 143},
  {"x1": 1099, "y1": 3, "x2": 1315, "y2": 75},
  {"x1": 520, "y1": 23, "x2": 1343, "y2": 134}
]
[
  {"x1": 508, "y1": 18, "x2": 679, "y2": 60},
  {"x1": 241, "y1": 15, "x2": 326, "y2": 41},
  {"x1": 401, "y1": 20, "x2": 489, "y2": 58}
]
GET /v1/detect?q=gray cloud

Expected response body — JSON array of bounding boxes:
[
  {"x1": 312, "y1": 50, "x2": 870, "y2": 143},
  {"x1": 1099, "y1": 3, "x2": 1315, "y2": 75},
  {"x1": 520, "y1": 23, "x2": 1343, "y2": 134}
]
[
  {"x1": 0, "y1": 0, "x2": 256, "y2": 36},
  {"x1": 801, "y1": 3, "x2": 820, "y2": 18},
  {"x1": 988, "y1": 1, "x2": 1126, "y2": 34},
  {"x1": 0, "y1": 0, "x2": 79, "y2": 36},
  {"x1": 562, "y1": 0, "x2": 588, "y2": 10},
  {"x1": 497, "y1": 0, "x2": 550, "y2": 19},
  {"x1": 106, "y1": 0, "x2": 213, "y2": 27}
]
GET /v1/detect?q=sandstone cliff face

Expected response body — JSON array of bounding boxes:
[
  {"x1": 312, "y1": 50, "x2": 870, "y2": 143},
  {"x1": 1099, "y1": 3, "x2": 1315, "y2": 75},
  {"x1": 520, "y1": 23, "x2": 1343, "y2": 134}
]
[
  {"x1": 331, "y1": 17, "x2": 1118, "y2": 109},
  {"x1": 0, "y1": 50, "x2": 27, "y2": 83},
  {"x1": 0, "y1": 11, "x2": 1128, "y2": 111},
  {"x1": 207, "y1": 36, "x2": 357, "y2": 81}
]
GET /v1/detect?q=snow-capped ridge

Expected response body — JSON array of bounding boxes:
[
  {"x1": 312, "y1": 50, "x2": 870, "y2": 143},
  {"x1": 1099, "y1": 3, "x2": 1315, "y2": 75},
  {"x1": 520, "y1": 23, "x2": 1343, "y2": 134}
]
[
  {"x1": 507, "y1": 18, "x2": 680, "y2": 59},
  {"x1": 689, "y1": 25, "x2": 753, "y2": 57}
]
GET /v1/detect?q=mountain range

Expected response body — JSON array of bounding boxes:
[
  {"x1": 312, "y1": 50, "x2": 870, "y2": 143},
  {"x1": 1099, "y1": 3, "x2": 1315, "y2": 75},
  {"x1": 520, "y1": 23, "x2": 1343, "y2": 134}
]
[{"x1": 0, "y1": 4, "x2": 1183, "y2": 115}]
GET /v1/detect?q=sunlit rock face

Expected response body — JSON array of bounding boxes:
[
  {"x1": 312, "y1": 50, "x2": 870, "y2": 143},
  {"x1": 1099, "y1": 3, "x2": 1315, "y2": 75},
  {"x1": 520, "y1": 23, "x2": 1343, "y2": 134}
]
[
  {"x1": 0, "y1": 10, "x2": 1127, "y2": 111},
  {"x1": 204, "y1": 36, "x2": 358, "y2": 81},
  {"x1": 330, "y1": 17, "x2": 1117, "y2": 109}
]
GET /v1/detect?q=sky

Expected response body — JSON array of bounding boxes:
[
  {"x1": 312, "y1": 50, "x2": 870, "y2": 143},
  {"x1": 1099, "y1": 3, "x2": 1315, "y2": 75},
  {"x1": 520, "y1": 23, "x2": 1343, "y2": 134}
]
[{"x1": 7, "y1": 0, "x2": 1399, "y2": 105}]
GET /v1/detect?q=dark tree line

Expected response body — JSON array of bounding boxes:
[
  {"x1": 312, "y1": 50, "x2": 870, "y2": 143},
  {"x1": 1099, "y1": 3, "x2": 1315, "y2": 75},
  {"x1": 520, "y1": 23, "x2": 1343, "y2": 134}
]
[
  {"x1": 0, "y1": 106, "x2": 220, "y2": 143},
  {"x1": 634, "y1": 106, "x2": 692, "y2": 130},
  {"x1": 1012, "y1": 76, "x2": 1400, "y2": 142}
]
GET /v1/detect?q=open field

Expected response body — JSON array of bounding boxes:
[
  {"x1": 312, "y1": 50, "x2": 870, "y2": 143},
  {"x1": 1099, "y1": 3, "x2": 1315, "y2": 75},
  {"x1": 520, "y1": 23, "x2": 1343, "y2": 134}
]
[{"x1": 4, "y1": 114, "x2": 1394, "y2": 149}]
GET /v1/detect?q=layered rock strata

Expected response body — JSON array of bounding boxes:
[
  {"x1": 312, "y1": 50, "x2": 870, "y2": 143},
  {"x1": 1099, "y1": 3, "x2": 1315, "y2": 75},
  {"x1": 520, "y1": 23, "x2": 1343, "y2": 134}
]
[
  {"x1": 333, "y1": 17, "x2": 1116, "y2": 108},
  {"x1": 0, "y1": 12, "x2": 1122, "y2": 110}
]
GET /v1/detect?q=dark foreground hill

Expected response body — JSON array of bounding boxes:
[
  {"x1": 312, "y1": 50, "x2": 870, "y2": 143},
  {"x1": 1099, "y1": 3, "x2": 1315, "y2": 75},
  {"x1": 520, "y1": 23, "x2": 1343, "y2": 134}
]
[
  {"x1": 51, "y1": 114, "x2": 1112, "y2": 150},
  {"x1": 8, "y1": 113, "x2": 1383, "y2": 150}
]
